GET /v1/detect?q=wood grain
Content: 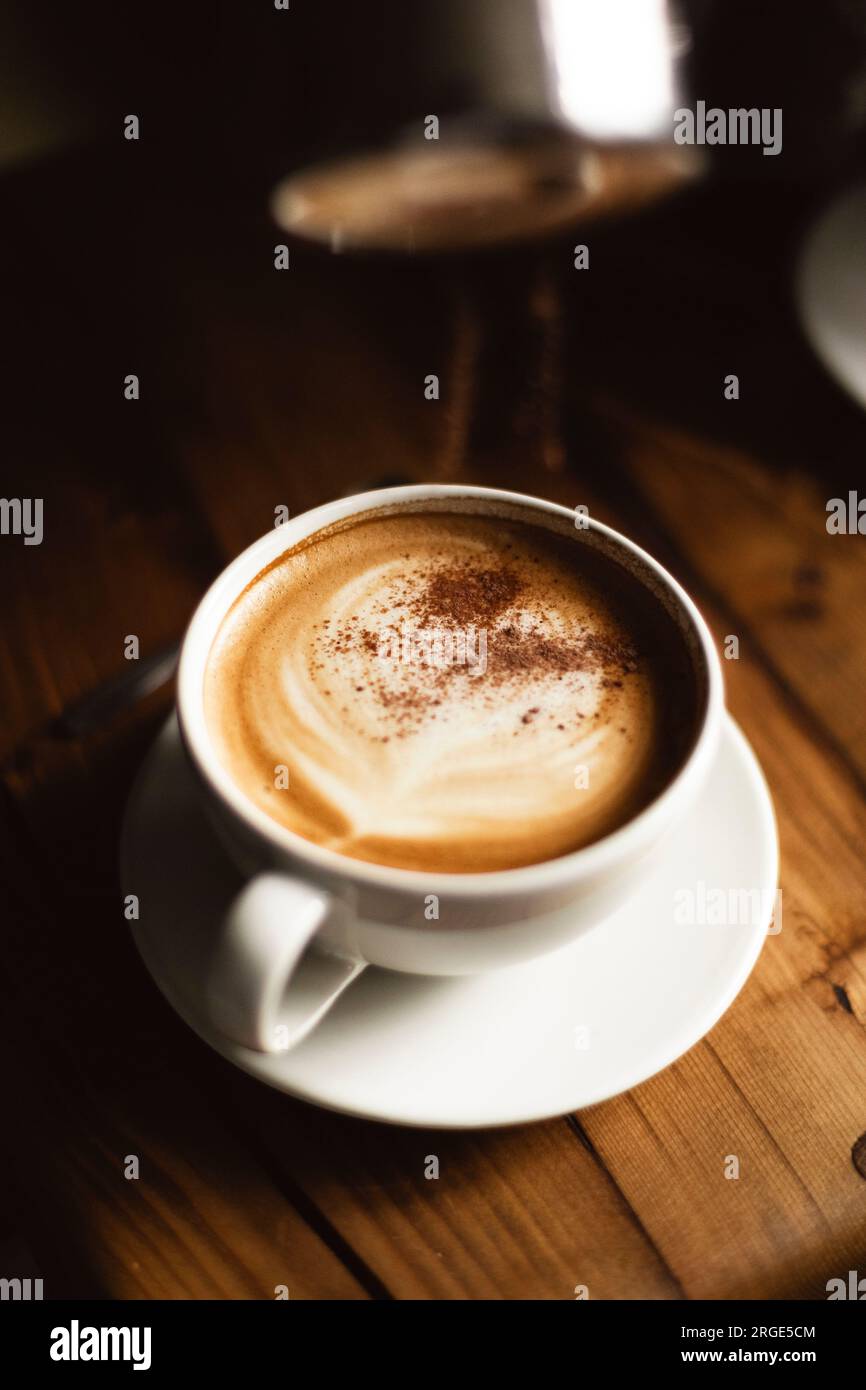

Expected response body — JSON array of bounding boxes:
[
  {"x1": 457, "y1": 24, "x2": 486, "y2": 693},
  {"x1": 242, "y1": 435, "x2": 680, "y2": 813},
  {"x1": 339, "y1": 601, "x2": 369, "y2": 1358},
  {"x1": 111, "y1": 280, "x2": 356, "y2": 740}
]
[
  {"x1": 1, "y1": 145, "x2": 865, "y2": 1298},
  {"x1": 201, "y1": 1073, "x2": 681, "y2": 1301},
  {"x1": 0, "y1": 733, "x2": 369, "y2": 1299}
]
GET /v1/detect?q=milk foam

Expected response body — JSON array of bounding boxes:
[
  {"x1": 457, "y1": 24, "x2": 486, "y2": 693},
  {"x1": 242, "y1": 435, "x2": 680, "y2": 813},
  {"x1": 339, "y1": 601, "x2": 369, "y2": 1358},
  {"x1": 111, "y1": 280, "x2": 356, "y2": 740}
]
[{"x1": 204, "y1": 511, "x2": 693, "y2": 872}]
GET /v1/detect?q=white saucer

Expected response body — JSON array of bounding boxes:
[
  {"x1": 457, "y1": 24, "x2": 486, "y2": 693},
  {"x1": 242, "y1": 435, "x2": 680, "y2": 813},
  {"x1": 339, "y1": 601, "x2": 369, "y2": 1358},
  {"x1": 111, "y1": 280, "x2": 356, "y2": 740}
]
[
  {"x1": 122, "y1": 716, "x2": 777, "y2": 1129},
  {"x1": 796, "y1": 182, "x2": 866, "y2": 410}
]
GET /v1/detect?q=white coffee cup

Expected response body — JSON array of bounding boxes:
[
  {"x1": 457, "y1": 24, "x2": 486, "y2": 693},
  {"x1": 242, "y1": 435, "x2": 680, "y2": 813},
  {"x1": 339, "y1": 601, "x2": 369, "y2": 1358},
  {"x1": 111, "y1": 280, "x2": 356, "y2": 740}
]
[{"x1": 177, "y1": 484, "x2": 724, "y2": 1053}]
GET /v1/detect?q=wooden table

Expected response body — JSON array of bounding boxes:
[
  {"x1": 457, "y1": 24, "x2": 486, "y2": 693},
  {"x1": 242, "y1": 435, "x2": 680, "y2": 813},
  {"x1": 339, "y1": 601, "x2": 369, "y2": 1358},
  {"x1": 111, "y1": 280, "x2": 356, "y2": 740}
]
[{"x1": 1, "y1": 144, "x2": 865, "y2": 1300}]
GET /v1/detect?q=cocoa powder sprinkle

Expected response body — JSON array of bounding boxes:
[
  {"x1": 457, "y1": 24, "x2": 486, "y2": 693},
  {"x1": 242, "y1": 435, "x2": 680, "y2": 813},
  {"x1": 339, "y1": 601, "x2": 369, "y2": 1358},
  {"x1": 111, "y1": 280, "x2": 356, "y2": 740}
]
[
  {"x1": 315, "y1": 555, "x2": 641, "y2": 740},
  {"x1": 419, "y1": 564, "x2": 523, "y2": 627}
]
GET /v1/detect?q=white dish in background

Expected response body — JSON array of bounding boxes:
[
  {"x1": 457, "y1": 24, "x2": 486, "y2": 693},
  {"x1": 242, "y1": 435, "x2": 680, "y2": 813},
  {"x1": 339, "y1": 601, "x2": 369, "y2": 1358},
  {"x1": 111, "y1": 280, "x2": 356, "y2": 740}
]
[{"x1": 797, "y1": 182, "x2": 866, "y2": 409}]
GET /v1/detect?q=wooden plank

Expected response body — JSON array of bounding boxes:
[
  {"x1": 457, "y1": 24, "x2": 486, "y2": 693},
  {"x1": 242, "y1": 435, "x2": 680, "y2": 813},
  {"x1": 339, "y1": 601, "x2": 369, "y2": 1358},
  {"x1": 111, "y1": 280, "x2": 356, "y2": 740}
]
[
  {"x1": 603, "y1": 410, "x2": 866, "y2": 786},
  {"x1": 202, "y1": 1074, "x2": 681, "y2": 1301},
  {"x1": 526, "y1": 436, "x2": 866, "y2": 1298},
  {"x1": 0, "y1": 793, "x2": 369, "y2": 1300},
  {"x1": 172, "y1": 251, "x2": 467, "y2": 558},
  {"x1": 170, "y1": 243, "x2": 577, "y2": 558}
]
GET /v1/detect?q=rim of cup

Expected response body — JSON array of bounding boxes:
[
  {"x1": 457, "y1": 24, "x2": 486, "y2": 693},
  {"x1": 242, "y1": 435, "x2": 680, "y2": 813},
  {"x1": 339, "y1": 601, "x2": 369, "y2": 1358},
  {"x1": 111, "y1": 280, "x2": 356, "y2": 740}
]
[{"x1": 177, "y1": 484, "x2": 725, "y2": 898}]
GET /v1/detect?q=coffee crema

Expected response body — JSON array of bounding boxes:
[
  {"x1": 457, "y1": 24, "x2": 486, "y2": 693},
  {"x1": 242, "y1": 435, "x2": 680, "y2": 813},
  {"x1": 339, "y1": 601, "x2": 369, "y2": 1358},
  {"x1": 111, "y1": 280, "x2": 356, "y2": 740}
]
[{"x1": 203, "y1": 509, "x2": 699, "y2": 873}]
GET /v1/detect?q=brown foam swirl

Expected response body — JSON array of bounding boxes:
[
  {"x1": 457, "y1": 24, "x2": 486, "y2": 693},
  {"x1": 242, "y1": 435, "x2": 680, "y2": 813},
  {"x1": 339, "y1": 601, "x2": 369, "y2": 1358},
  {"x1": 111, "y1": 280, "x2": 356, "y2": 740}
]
[{"x1": 204, "y1": 511, "x2": 697, "y2": 872}]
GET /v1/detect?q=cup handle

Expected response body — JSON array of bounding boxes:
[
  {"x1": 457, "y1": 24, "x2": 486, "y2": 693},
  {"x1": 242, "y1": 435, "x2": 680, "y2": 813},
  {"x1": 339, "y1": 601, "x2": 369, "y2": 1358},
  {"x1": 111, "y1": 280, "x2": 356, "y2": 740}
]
[{"x1": 207, "y1": 872, "x2": 365, "y2": 1053}]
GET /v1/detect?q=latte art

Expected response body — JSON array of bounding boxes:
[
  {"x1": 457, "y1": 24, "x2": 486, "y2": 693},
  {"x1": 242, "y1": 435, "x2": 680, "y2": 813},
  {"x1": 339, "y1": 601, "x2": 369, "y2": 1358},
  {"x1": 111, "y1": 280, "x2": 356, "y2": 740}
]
[{"x1": 204, "y1": 509, "x2": 699, "y2": 872}]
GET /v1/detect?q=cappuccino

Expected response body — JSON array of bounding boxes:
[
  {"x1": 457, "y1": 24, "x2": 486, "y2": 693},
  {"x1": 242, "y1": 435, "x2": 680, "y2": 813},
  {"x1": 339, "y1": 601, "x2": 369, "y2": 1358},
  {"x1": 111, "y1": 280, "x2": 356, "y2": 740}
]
[{"x1": 204, "y1": 507, "x2": 700, "y2": 872}]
